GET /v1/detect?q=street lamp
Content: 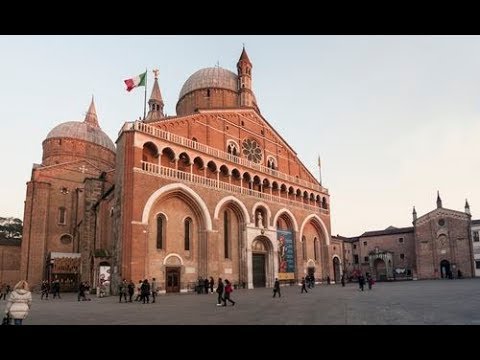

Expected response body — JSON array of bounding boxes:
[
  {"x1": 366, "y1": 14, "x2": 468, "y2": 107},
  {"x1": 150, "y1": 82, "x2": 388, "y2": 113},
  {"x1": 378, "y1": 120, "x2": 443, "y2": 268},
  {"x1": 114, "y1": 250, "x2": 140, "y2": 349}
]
[{"x1": 143, "y1": 228, "x2": 148, "y2": 278}]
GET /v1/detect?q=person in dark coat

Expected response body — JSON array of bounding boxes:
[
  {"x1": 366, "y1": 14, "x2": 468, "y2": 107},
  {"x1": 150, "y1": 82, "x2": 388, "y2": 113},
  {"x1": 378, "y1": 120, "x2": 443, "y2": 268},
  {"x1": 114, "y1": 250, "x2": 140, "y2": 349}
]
[
  {"x1": 204, "y1": 278, "x2": 209, "y2": 295},
  {"x1": 301, "y1": 277, "x2": 308, "y2": 293},
  {"x1": 141, "y1": 279, "x2": 151, "y2": 304},
  {"x1": 209, "y1": 277, "x2": 214, "y2": 294},
  {"x1": 358, "y1": 274, "x2": 365, "y2": 291},
  {"x1": 273, "y1": 278, "x2": 281, "y2": 298},
  {"x1": 216, "y1": 278, "x2": 224, "y2": 306},
  {"x1": 341, "y1": 274, "x2": 345, "y2": 287}
]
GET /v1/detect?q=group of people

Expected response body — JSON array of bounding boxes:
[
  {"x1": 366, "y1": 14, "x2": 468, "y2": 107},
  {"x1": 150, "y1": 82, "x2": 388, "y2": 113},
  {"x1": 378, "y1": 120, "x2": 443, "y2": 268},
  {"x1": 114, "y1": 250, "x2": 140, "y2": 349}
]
[
  {"x1": 118, "y1": 278, "x2": 157, "y2": 304},
  {"x1": 357, "y1": 273, "x2": 375, "y2": 291},
  {"x1": 215, "y1": 278, "x2": 236, "y2": 306},
  {"x1": 40, "y1": 279, "x2": 62, "y2": 299},
  {"x1": 196, "y1": 277, "x2": 215, "y2": 294}
]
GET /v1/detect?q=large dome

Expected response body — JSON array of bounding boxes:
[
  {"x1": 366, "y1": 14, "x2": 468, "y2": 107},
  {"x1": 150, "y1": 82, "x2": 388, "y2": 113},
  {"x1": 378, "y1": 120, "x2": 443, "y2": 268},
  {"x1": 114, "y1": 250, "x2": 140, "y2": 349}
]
[
  {"x1": 46, "y1": 121, "x2": 115, "y2": 152},
  {"x1": 179, "y1": 67, "x2": 238, "y2": 99}
]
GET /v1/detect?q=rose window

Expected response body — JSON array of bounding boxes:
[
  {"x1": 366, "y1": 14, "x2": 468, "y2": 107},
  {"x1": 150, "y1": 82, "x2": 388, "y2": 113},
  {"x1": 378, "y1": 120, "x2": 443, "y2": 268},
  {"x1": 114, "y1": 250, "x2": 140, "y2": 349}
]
[{"x1": 242, "y1": 138, "x2": 263, "y2": 163}]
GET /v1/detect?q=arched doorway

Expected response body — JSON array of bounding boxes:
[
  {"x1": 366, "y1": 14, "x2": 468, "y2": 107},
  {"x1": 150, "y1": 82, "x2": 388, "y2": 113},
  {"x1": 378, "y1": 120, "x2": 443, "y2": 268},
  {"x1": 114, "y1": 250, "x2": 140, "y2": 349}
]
[
  {"x1": 252, "y1": 237, "x2": 270, "y2": 288},
  {"x1": 440, "y1": 259, "x2": 451, "y2": 279},
  {"x1": 374, "y1": 258, "x2": 387, "y2": 281},
  {"x1": 98, "y1": 261, "x2": 111, "y2": 296},
  {"x1": 332, "y1": 257, "x2": 341, "y2": 283}
]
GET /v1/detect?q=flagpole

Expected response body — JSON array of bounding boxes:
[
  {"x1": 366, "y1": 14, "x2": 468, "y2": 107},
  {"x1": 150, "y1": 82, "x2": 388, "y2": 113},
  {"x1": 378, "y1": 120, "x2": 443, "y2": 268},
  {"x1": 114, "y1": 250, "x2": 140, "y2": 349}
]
[{"x1": 143, "y1": 68, "x2": 147, "y2": 120}]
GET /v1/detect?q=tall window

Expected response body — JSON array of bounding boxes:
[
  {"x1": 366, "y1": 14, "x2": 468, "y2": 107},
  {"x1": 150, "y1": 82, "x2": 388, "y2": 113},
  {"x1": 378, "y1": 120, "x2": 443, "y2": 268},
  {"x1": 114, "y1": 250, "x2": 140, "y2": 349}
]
[
  {"x1": 302, "y1": 236, "x2": 307, "y2": 260},
  {"x1": 156, "y1": 214, "x2": 166, "y2": 249},
  {"x1": 474, "y1": 231, "x2": 479, "y2": 242},
  {"x1": 354, "y1": 255, "x2": 359, "y2": 264},
  {"x1": 184, "y1": 217, "x2": 192, "y2": 251},
  {"x1": 58, "y1": 207, "x2": 66, "y2": 225},
  {"x1": 314, "y1": 237, "x2": 318, "y2": 261},
  {"x1": 224, "y1": 211, "x2": 230, "y2": 259}
]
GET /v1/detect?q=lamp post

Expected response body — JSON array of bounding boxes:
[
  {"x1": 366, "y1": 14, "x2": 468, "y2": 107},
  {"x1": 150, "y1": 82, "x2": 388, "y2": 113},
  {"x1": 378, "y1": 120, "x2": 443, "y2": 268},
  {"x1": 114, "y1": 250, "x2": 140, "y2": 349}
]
[{"x1": 143, "y1": 228, "x2": 148, "y2": 279}]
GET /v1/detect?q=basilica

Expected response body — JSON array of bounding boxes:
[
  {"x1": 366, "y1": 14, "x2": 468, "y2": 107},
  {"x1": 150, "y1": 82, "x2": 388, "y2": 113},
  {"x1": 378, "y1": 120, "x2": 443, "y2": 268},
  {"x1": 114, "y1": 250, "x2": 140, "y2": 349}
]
[
  {"x1": 19, "y1": 48, "x2": 332, "y2": 292},
  {"x1": 16, "y1": 48, "x2": 477, "y2": 293}
]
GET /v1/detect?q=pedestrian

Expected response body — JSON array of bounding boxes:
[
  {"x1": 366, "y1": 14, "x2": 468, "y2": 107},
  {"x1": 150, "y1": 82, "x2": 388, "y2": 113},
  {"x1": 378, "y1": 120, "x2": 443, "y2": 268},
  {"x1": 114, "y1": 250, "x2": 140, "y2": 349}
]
[
  {"x1": 141, "y1": 279, "x2": 151, "y2": 304},
  {"x1": 118, "y1": 279, "x2": 128, "y2": 303},
  {"x1": 341, "y1": 274, "x2": 345, "y2": 287},
  {"x1": 216, "y1": 278, "x2": 224, "y2": 306},
  {"x1": 151, "y1": 278, "x2": 157, "y2": 303},
  {"x1": 358, "y1": 274, "x2": 365, "y2": 291},
  {"x1": 222, "y1": 279, "x2": 235, "y2": 306},
  {"x1": 0, "y1": 283, "x2": 7, "y2": 300},
  {"x1": 127, "y1": 280, "x2": 135, "y2": 302},
  {"x1": 301, "y1": 277, "x2": 308, "y2": 293},
  {"x1": 273, "y1": 278, "x2": 281, "y2": 298},
  {"x1": 204, "y1": 277, "x2": 209, "y2": 295},
  {"x1": 209, "y1": 276, "x2": 214, "y2": 294},
  {"x1": 4, "y1": 280, "x2": 32, "y2": 325},
  {"x1": 40, "y1": 280, "x2": 50, "y2": 300},
  {"x1": 327, "y1": 275, "x2": 330, "y2": 285},
  {"x1": 52, "y1": 279, "x2": 61, "y2": 299}
]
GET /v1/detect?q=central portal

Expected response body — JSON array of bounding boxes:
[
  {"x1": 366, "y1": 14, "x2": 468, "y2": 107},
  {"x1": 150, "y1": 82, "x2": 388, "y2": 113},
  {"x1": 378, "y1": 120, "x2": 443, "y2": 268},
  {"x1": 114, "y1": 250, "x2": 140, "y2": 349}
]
[
  {"x1": 165, "y1": 267, "x2": 180, "y2": 293},
  {"x1": 252, "y1": 253, "x2": 266, "y2": 288}
]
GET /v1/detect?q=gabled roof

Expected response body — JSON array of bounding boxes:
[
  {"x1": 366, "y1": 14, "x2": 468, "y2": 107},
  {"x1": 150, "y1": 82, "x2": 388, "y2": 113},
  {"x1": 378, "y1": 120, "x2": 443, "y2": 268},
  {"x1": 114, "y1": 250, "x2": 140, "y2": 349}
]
[{"x1": 360, "y1": 226, "x2": 414, "y2": 238}]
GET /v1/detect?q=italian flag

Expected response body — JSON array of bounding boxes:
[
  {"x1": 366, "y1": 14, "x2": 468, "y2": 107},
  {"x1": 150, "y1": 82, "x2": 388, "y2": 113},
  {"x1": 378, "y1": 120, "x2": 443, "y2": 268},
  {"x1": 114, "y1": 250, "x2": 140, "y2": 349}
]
[{"x1": 124, "y1": 71, "x2": 147, "y2": 92}]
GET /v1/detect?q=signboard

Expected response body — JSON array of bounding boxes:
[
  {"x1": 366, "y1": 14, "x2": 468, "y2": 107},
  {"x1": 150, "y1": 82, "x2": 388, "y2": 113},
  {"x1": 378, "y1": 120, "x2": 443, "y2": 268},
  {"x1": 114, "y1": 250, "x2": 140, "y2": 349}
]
[{"x1": 277, "y1": 230, "x2": 295, "y2": 280}]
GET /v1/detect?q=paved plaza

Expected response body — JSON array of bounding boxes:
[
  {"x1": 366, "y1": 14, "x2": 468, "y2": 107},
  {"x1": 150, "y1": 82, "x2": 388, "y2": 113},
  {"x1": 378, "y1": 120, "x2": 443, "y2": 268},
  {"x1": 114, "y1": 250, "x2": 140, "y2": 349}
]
[{"x1": 8, "y1": 279, "x2": 480, "y2": 325}]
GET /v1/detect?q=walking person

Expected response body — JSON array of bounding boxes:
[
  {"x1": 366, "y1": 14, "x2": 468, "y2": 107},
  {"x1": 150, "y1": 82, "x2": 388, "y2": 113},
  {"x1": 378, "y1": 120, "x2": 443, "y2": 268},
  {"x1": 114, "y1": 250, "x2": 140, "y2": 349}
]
[
  {"x1": 358, "y1": 274, "x2": 365, "y2": 291},
  {"x1": 273, "y1": 278, "x2": 281, "y2": 298},
  {"x1": 141, "y1": 279, "x2": 150, "y2": 304},
  {"x1": 341, "y1": 274, "x2": 345, "y2": 287},
  {"x1": 4, "y1": 280, "x2": 32, "y2": 325},
  {"x1": 127, "y1": 280, "x2": 135, "y2": 302},
  {"x1": 118, "y1": 279, "x2": 128, "y2": 303},
  {"x1": 209, "y1": 277, "x2": 214, "y2": 294},
  {"x1": 216, "y1": 278, "x2": 224, "y2": 306},
  {"x1": 204, "y1": 277, "x2": 209, "y2": 295},
  {"x1": 52, "y1": 279, "x2": 61, "y2": 299},
  {"x1": 301, "y1": 277, "x2": 308, "y2": 293},
  {"x1": 151, "y1": 278, "x2": 157, "y2": 303},
  {"x1": 222, "y1": 279, "x2": 235, "y2": 306},
  {"x1": 0, "y1": 283, "x2": 7, "y2": 300}
]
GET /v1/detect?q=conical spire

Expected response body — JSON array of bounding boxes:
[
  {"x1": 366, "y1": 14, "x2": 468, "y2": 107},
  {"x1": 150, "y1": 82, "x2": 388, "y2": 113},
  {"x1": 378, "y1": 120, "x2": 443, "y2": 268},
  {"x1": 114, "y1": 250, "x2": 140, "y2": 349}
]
[
  {"x1": 465, "y1": 199, "x2": 471, "y2": 215},
  {"x1": 436, "y1": 191, "x2": 442, "y2": 209},
  {"x1": 239, "y1": 45, "x2": 251, "y2": 65},
  {"x1": 145, "y1": 69, "x2": 164, "y2": 123},
  {"x1": 412, "y1": 206, "x2": 417, "y2": 222},
  {"x1": 84, "y1": 96, "x2": 99, "y2": 128}
]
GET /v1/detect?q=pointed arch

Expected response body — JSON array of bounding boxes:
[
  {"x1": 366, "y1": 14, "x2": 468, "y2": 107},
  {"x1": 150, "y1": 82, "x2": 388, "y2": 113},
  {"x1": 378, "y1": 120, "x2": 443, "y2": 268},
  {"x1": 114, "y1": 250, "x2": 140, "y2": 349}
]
[
  {"x1": 142, "y1": 183, "x2": 212, "y2": 231},
  {"x1": 272, "y1": 208, "x2": 299, "y2": 232},
  {"x1": 299, "y1": 214, "x2": 330, "y2": 245},
  {"x1": 213, "y1": 195, "x2": 251, "y2": 223}
]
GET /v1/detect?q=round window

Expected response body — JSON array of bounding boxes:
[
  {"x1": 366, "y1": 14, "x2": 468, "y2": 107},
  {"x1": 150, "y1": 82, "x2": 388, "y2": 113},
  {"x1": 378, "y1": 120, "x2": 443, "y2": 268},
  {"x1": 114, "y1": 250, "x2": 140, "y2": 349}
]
[
  {"x1": 438, "y1": 219, "x2": 445, "y2": 226},
  {"x1": 242, "y1": 138, "x2": 263, "y2": 163},
  {"x1": 60, "y1": 234, "x2": 72, "y2": 244}
]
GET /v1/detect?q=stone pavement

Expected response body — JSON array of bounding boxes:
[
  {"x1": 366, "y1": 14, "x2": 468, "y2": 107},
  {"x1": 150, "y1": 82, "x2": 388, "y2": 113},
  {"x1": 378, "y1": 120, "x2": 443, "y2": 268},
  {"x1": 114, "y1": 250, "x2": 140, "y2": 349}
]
[{"x1": 7, "y1": 278, "x2": 480, "y2": 325}]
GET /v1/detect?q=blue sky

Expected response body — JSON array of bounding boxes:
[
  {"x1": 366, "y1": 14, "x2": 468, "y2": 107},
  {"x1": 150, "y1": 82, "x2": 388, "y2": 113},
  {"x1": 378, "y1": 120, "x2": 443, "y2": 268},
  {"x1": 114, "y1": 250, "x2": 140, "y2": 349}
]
[{"x1": 1, "y1": 35, "x2": 479, "y2": 237}]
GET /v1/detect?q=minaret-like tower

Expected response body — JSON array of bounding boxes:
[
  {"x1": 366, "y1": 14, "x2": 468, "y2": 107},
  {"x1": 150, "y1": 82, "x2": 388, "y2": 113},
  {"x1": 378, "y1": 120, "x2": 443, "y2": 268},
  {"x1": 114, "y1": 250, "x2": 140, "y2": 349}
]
[
  {"x1": 436, "y1": 191, "x2": 442, "y2": 209},
  {"x1": 237, "y1": 46, "x2": 254, "y2": 107},
  {"x1": 465, "y1": 199, "x2": 471, "y2": 215},
  {"x1": 85, "y1": 96, "x2": 99, "y2": 127},
  {"x1": 412, "y1": 206, "x2": 417, "y2": 222},
  {"x1": 145, "y1": 69, "x2": 165, "y2": 123}
]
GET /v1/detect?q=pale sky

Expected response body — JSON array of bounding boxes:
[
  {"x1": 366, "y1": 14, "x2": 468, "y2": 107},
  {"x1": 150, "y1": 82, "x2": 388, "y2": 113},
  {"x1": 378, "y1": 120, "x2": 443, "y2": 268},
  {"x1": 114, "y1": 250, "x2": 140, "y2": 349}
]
[{"x1": 1, "y1": 35, "x2": 479, "y2": 237}]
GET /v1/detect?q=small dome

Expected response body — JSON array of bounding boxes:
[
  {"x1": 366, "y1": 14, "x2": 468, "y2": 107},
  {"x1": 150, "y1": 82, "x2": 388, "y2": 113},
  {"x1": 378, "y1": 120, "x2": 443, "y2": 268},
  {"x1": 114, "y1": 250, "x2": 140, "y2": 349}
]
[
  {"x1": 46, "y1": 121, "x2": 115, "y2": 152},
  {"x1": 179, "y1": 67, "x2": 238, "y2": 99}
]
